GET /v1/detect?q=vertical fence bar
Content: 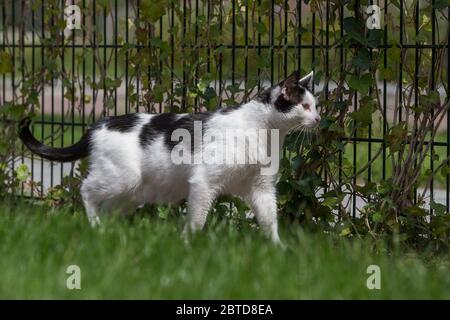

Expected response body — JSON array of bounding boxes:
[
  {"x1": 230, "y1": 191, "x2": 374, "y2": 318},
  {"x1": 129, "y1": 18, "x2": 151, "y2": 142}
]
[
  {"x1": 71, "y1": 0, "x2": 76, "y2": 183},
  {"x1": 244, "y1": 0, "x2": 248, "y2": 102},
  {"x1": 232, "y1": 0, "x2": 236, "y2": 103},
  {"x1": 218, "y1": 1, "x2": 223, "y2": 106},
  {"x1": 194, "y1": 0, "x2": 199, "y2": 112},
  {"x1": 429, "y1": 0, "x2": 436, "y2": 212},
  {"x1": 60, "y1": 0, "x2": 65, "y2": 185},
  {"x1": 114, "y1": 0, "x2": 118, "y2": 116},
  {"x1": 413, "y1": 0, "x2": 419, "y2": 205},
  {"x1": 31, "y1": 2, "x2": 35, "y2": 197},
  {"x1": 338, "y1": 0, "x2": 344, "y2": 221},
  {"x1": 324, "y1": 0, "x2": 329, "y2": 194},
  {"x1": 270, "y1": 0, "x2": 274, "y2": 85},
  {"x1": 125, "y1": 0, "x2": 129, "y2": 114},
  {"x1": 136, "y1": 0, "x2": 140, "y2": 113},
  {"x1": 206, "y1": 0, "x2": 211, "y2": 76},
  {"x1": 20, "y1": 0, "x2": 24, "y2": 196},
  {"x1": 11, "y1": 1, "x2": 15, "y2": 177},
  {"x1": 257, "y1": 0, "x2": 261, "y2": 91},
  {"x1": 1, "y1": 0, "x2": 4, "y2": 109},
  {"x1": 352, "y1": 1, "x2": 359, "y2": 218},
  {"x1": 170, "y1": 0, "x2": 174, "y2": 112},
  {"x1": 50, "y1": 4, "x2": 55, "y2": 189},
  {"x1": 1, "y1": 0, "x2": 4, "y2": 108},
  {"x1": 311, "y1": 1, "x2": 315, "y2": 95},
  {"x1": 41, "y1": 0, "x2": 45, "y2": 195},
  {"x1": 92, "y1": 0, "x2": 97, "y2": 122},
  {"x1": 283, "y1": 0, "x2": 287, "y2": 79},
  {"x1": 297, "y1": 0, "x2": 301, "y2": 72},
  {"x1": 182, "y1": 0, "x2": 186, "y2": 109},
  {"x1": 367, "y1": 0, "x2": 372, "y2": 186},
  {"x1": 82, "y1": 0, "x2": 86, "y2": 134},
  {"x1": 447, "y1": 1, "x2": 450, "y2": 211},
  {"x1": 103, "y1": 4, "x2": 107, "y2": 116},
  {"x1": 382, "y1": 0, "x2": 387, "y2": 181},
  {"x1": 399, "y1": 0, "x2": 403, "y2": 123},
  {"x1": 158, "y1": 6, "x2": 163, "y2": 113}
]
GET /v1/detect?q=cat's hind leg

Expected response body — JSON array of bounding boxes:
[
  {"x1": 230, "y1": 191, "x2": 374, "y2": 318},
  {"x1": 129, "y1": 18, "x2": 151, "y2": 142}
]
[{"x1": 81, "y1": 181, "x2": 101, "y2": 227}]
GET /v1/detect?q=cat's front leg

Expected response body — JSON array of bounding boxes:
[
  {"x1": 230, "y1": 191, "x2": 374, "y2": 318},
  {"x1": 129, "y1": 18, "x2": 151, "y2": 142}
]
[
  {"x1": 246, "y1": 184, "x2": 282, "y2": 245},
  {"x1": 183, "y1": 179, "x2": 217, "y2": 236}
]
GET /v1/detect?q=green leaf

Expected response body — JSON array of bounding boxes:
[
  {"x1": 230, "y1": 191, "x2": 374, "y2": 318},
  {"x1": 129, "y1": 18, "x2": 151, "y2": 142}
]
[
  {"x1": 407, "y1": 206, "x2": 428, "y2": 217},
  {"x1": 9, "y1": 104, "x2": 26, "y2": 120},
  {"x1": 420, "y1": 91, "x2": 440, "y2": 109},
  {"x1": 367, "y1": 29, "x2": 383, "y2": 48},
  {"x1": 16, "y1": 164, "x2": 30, "y2": 182},
  {"x1": 387, "y1": 41, "x2": 401, "y2": 63},
  {"x1": 334, "y1": 101, "x2": 348, "y2": 111},
  {"x1": 372, "y1": 212, "x2": 383, "y2": 222},
  {"x1": 0, "y1": 51, "x2": 13, "y2": 74},
  {"x1": 348, "y1": 102, "x2": 374, "y2": 126},
  {"x1": 343, "y1": 17, "x2": 366, "y2": 45},
  {"x1": 0, "y1": 142, "x2": 8, "y2": 155},
  {"x1": 291, "y1": 155, "x2": 304, "y2": 171},
  {"x1": 431, "y1": 201, "x2": 447, "y2": 215},
  {"x1": 152, "y1": 83, "x2": 165, "y2": 103},
  {"x1": 340, "y1": 227, "x2": 351, "y2": 236},
  {"x1": 352, "y1": 50, "x2": 371, "y2": 70},
  {"x1": 379, "y1": 67, "x2": 395, "y2": 81},
  {"x1": 348, "y1": 73, "x2": 373, "y2": 96},
  {"x1": 140, "y1": 0, "x2": 168, "y2": 23},
  {"x1": 433, "y1": 0, "x2": 449, "y2": 10},
  {"x1": 255, "y1": 21, "x2": 268, "y2": 34},
  {"x1": 157, "y1": 206, "x2": 170, "y2": 219},
  {"x1": 322, "y1": 197, "x2": 339, "y2": 209},
  {"x1": 440, "y1": 164, "x2": 450, "y2": 177},
  {"x1": 385, "y1": 122, "x2": 407, "y2": 152}
]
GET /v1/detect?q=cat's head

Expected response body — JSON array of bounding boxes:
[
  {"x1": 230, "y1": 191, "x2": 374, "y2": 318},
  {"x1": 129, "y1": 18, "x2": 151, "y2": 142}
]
[{"x1": 259, "y1": 71, "x2": 320, "y2": 131}]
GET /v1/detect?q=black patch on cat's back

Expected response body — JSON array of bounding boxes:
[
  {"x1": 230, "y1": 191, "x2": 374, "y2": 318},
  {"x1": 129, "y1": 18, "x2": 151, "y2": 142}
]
[
  {"x1": 139, "y1": 112, "x2": 212, "y2": 150},
  {"x1": 218, "y1": 105, "x2": 241, "y2": 114},
  {"x1": 139, "y1": 113, "x2": 177, "y2": 146},
  {"x1": 96, "y1": 113, "x2": 141, "y2": 132}
]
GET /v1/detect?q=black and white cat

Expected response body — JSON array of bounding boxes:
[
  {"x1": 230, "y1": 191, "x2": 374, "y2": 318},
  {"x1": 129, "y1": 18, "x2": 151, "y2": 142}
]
[{"x1": 19, "y1": 71, "x2": 320, "y2": 244}]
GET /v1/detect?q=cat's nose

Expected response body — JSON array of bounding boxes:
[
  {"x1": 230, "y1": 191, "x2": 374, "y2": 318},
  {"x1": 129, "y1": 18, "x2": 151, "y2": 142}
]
[{"x1": 314, "y1": 116, "x2": 321, "y2": 124}]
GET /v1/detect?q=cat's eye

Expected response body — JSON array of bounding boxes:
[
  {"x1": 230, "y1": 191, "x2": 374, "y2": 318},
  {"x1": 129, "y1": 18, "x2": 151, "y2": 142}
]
[{"x1": 302, "y1": 104, "x2": 310, "y2": 110}]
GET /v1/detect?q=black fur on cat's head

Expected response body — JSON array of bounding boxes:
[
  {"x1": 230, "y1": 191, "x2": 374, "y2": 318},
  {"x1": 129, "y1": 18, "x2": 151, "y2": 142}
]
[{"x1": 258, "y1": 70, "x2": 320, "y2": 130}]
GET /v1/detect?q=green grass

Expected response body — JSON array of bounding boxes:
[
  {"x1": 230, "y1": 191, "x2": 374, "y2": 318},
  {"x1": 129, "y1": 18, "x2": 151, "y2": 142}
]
[{"x1": 0, "y1": 200, "x2": 449, "y2": 299}]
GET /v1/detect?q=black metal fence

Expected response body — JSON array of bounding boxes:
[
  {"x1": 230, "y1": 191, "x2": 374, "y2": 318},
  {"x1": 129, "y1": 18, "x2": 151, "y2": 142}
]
[{"x1": 1, "y1": 0, "x2": 449, "y2": 215}]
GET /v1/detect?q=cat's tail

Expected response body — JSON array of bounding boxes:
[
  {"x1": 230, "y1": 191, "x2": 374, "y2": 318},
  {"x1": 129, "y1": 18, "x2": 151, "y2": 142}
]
[{"x1": 19, "y1": 117, "x2": 92, "y2": 162}]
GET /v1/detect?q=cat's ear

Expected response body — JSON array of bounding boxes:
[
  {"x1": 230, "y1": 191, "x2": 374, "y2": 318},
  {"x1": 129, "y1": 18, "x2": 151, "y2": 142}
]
[
  {"x1": 278, "y1": 71, "x2": 301, "y2": 93},
  {"x1": 299, "y1": 71, "x2": 314, "y2": 88},
  {"x1": 280, "y1": 71, "x2": 301, "y2": 86}
]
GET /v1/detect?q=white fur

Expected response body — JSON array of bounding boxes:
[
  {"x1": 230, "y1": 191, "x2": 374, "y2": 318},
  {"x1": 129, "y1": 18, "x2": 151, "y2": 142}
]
[{"x1": 80, "y1": 79, "x2": 320, "y2": 244}]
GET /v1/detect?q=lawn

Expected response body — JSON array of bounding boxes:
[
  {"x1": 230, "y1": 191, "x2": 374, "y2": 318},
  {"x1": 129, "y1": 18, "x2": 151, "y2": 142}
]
[{"x1": 0, "y1": 200, "x2": 449, "y2": 299}]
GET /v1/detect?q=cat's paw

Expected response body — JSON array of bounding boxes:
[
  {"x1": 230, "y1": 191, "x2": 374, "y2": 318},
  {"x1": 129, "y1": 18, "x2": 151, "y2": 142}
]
[
  {"x1": 88, "y1": 215, "x2": 101, "y2": 227},
  {"x1": 274, "y1": 239, "x2": 287, "y2": 250}
]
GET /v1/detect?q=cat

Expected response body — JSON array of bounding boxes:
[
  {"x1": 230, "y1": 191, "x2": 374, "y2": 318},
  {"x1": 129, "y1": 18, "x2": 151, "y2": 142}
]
[{"x1": 19, "y1": 70, "x2": 320, "y2": 244}]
